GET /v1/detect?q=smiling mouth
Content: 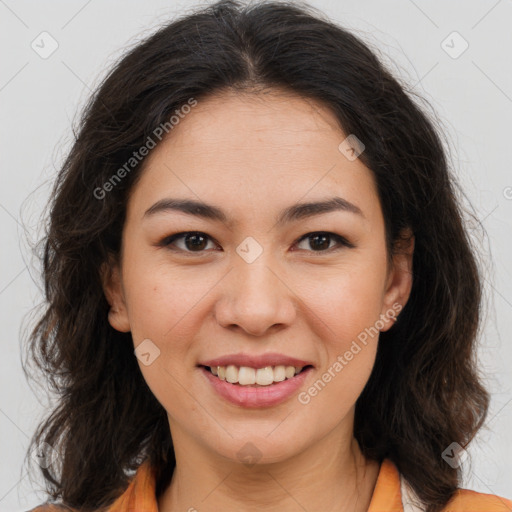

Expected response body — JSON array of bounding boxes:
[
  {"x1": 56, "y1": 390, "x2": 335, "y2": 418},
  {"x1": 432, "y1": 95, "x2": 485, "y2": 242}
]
[{"x1": 200, "y1": 364, "x2": 313, "y2": 387}]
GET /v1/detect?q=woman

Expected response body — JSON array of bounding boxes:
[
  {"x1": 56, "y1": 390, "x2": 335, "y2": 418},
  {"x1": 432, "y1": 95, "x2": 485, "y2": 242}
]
[{"x1": 24, "y1": 0, "x2": 511, "y2": 511}]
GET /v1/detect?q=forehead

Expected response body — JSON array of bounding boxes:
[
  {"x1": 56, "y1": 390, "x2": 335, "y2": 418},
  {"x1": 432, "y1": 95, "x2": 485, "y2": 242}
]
[
  {"x1": 127, "y1": 89, "x2": 381, "y2": 228},
  {"x1": 165, "y1": 89, "x2": 346, "y2": 153}
]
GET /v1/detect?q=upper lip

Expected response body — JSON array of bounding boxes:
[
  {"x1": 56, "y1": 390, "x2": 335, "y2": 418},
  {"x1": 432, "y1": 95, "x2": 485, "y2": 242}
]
[{"x1": 199, "y1": 352, "x2": 314, "y2": 369}]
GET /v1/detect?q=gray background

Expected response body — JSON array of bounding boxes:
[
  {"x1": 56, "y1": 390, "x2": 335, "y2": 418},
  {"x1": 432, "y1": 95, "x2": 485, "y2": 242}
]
[{"x1": 1, "y1": 0, "x2": 511, "y2": 510}]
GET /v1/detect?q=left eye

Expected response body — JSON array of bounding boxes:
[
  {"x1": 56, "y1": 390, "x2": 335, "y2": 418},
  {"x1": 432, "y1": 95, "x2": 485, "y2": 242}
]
[
  {"x1": 160, "y1": 231, "x2": 353, "y2": 253},
  {"x1": 295, "y1": 232, "x2": 353, "y2": 252}
]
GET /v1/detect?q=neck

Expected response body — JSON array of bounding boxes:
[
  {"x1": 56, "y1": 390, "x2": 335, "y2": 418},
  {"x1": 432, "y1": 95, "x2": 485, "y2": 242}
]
[{"x1": 157, "y1": 429, "x2": 380, "y2": 512}]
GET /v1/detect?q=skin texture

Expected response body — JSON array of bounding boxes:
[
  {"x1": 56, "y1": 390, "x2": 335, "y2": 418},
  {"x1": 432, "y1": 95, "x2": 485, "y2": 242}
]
[{"x1": 101, "y1": 89, "x2": 414, "y2": 512}]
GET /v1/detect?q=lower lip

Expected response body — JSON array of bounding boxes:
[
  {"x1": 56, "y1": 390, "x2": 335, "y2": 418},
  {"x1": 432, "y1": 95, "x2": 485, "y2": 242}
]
[{"x1": 200, "y1": 366, "x2": 313, "y2": 408}]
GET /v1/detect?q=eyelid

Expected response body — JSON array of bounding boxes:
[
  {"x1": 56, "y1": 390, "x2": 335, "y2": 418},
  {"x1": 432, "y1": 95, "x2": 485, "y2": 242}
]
[{"x1": 159, "y1": 230, "x2": 355, "y2": 254}]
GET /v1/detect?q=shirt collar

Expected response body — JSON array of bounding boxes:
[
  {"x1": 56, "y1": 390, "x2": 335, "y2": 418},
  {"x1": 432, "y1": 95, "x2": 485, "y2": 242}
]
[
  {"x1": 108, "y1": 459, "x2": 159, "y2": 512},
  {"x1": 108, "y1": 458, "x2": 404, "y2": 511},
  {"x1": 367, "y1": 459, "x2": 404, "y2": 511}
]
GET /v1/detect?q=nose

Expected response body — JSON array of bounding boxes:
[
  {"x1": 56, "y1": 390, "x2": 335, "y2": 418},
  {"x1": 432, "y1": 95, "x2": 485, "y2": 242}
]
[{"x1": 214, "y1": 257, "x2": 297, "y2": 337}]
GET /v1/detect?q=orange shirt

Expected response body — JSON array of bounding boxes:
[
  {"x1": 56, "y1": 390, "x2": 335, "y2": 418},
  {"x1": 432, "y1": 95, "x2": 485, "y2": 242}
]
[{"x1": 30, "y1": 458, "x2": 512, "y2": 511}]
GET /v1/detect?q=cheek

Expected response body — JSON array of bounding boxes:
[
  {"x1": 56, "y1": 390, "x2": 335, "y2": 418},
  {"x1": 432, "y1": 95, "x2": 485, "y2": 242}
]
[
  {"x1": 295, "y1": 257, "x2": 385, "y2": 404},
  {"x1": 295, "y1": 267, "x2": 383, "y2": 419},
  {"x1": 123, "y1": 256, "x2": 215, "y2": 339},
  {"x1": 297, "y1": 341, "x2": 377, "y2": 440},
  {"x1": 122, "y1": 259, "x2": 219, "y2": 401},
  {"x1": 126, "y1": 266, "x2": 201, "y2": 422},
  {"x1": 301, "y1": 258, "x2": 387, "y2": 342}
]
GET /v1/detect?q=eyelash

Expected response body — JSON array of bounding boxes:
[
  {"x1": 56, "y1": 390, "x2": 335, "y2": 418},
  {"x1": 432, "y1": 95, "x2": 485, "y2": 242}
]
[{"x1": 158, "y1": 231, "x2": 355, "y2": 255}]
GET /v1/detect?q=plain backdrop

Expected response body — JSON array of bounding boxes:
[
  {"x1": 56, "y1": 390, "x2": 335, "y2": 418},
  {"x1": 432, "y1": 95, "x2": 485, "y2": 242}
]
[{"x1": 1, "y1": 0, "x2": 511, "y2": 510}]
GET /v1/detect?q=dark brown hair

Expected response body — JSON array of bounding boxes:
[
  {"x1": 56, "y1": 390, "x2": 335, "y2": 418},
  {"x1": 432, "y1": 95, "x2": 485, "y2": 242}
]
[{"x1": 23, "y1": 1, "x2": 489, "y2": 511}]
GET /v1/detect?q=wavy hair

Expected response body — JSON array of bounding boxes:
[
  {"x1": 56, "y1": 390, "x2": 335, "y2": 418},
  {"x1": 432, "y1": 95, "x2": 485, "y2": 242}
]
[{"x1": 23, "y1": 1, "x2": 489, "y2": 511}]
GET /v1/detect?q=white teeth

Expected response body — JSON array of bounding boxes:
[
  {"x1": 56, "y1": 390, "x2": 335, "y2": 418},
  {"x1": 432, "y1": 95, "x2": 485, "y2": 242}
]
[
  {"x1": 273, "y1": 365, "x2": 286, "y2": 382},
  {"x1": 255, "y1": 366, "x2": 274, "y2": 386},
  {"x1": 208, "y1": 364, "x2": 305, "y2": 386},
  {"x1": 225, "y1": 365, "x2": 238, "y2": 383},
  {"x1": 238, "y1": 366, "x2": 256, "y2": 385},
  {"x1": 285, "y1": 366, "x2": 296, "y2": 379}
]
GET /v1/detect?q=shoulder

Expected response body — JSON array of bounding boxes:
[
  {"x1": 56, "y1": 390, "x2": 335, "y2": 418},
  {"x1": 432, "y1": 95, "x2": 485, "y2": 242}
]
[
  {"x1": 401, "y1": 470, "x2": 511, "y2": 512},
  {"x1": 441, "y1": 488, "x2": 512, "y2": 511},
  {"x1": 26, "y1": 505, "x2": 76, "y2": 512}
]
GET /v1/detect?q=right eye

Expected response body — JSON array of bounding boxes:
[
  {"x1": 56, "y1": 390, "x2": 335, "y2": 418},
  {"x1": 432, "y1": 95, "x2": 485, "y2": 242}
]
[{"x1": 160, "y1": 231, "x2": 220, "y2": 254}]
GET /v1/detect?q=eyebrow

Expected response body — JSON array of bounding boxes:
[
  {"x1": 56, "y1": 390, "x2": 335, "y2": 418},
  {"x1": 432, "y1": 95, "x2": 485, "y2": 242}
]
[{"x1": 143, "y1": 196, "x2": 365, "y2": 226}]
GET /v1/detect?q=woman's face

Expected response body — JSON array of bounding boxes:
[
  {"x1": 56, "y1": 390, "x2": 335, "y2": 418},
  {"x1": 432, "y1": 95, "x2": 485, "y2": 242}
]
[{"x1": 103, "y1": 90, "x2": 413, "y2": 466}]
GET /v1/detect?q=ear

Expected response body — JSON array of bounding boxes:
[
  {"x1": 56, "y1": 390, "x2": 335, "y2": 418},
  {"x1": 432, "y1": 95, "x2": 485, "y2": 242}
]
[
  {"x1": 379, "y1": 228, "x2": 414, "y2": 332},
  {"x1": 100, "y1": 255, "x2": 131, "y2": 333}
]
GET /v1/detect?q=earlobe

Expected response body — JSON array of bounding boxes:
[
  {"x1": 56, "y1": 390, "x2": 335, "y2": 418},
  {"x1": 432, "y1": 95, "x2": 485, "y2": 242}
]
[
  {"x1": 380, "y1": 229, "x2": 415, "y2": 332},
  {"x1": 100, "y1": 259, "x2": 131, "y2": 333}
]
